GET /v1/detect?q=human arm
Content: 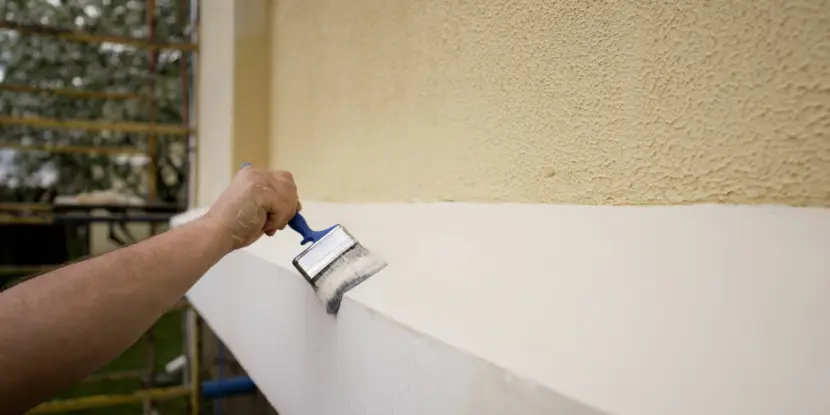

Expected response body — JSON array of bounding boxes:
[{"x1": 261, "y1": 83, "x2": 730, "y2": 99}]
[{"x1": 0, "y1": 166, "x2": 299, "y2": 414}]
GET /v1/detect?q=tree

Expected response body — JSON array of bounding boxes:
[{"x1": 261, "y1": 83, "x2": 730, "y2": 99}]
[{"x1": 0, "y1": 0, "x2": 191, "y2": 205}]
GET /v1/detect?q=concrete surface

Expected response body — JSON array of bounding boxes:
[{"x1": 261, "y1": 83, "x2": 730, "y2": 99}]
[{"x1": 175, "y1": 202, "x2": 830, "y2": 415}]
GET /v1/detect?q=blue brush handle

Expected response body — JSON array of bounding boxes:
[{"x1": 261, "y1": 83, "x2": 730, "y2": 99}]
[
  {"x1": 240, "y1": 162, "x2": 334, "y2": 246},
  {"x1": 289, "y1": 214, "x2": 336, "y2": 245}
]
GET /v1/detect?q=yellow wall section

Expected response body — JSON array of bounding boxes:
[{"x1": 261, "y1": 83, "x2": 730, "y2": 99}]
[
  {"x1": 270, "y1": 0, "x2": 830, "y2": 205},
  {"x1": 232, "y1": 0, "x2": 271, "y2": 175}
]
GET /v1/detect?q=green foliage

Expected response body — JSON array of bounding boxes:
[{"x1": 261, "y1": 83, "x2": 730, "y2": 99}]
[{"x1": 0, "y1": 0, "x2": 191, "y2": 204}]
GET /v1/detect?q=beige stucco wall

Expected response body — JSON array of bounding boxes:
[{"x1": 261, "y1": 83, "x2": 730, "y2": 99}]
[{"x1": 269, "y1": 0, "x2": 830, "y2": 206}]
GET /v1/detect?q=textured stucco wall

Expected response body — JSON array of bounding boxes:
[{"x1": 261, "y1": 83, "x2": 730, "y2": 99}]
[{"x1": 270, "y1": 0, "x2": 830, "y2": 205}]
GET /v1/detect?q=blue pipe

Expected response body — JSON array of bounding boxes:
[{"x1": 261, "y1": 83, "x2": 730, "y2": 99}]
[{"x1": 201, "y1": 376, "x2": 256, "y2": 399}]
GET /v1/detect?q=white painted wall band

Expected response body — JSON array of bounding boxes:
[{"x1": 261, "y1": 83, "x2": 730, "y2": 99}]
[{"x1": 175, "y1": 203, "x2": 830, "y2": 415}]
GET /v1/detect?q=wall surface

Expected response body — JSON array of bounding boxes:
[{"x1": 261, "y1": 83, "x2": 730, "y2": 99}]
[
  {"x1": 194, "y1": 1, "x2": 830, "y2": 414},
  {"x1": 231, "y1": 0, "x2": 272, "y2": 177},
  {"x1": 183, "y1": 246, "x2": 601, "y2": 415},
  {"x1": 271, "y1": 0, "x2": 830, "y2": 206},
  {"x1": 196, "y1": 0, "x2": 272, "y2": 207},
  {"x1": 195, "y1": 0, "x2": 233, "y2": 207},
  {"x1": 177, "y1": 203, "x2": 830, "y2": 415}
]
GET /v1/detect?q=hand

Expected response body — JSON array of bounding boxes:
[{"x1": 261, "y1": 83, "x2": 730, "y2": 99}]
[{"x1": 203, "y1": 165, "x2": 301, "y2": 251}]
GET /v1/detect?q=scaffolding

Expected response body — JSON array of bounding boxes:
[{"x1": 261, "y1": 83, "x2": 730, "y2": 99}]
[{"x1": 0, "y1": 0, "x2": 202, "y2": 413}]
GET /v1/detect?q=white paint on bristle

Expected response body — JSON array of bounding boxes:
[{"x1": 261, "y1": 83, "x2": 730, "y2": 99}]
[{"x1": 314, "y1": 245, "x2": 387, "y2": 313}]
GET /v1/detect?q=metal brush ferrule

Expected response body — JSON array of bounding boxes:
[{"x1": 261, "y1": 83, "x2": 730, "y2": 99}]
[{"x1": 292, "y1": 225, "x2": 357, "y2": 284}]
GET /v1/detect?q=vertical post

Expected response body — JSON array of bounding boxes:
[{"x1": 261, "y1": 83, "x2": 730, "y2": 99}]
[
  {"x1": 180, "y1": 0, "x2": 192, "y2": 210},
  {"x1": 188, "y1": 0, "x2": 200, "y2": 209},
  {"x1": 146, "y1": 0, "x2": 159, "y2": 204},
  {"x1": 187, "y1": 308, "x2": 202, "y2": 415},
  {"x1": 143, "y1": 329, "x2": 156, "y2": 414},
  {"x1": 144, "y1": 2, "x2": 158, "y2": 414}
]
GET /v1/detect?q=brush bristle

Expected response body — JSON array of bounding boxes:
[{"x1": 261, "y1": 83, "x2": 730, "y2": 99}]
[{"x1": 313, "y1": 244, "x2": 386, "y2": 314}]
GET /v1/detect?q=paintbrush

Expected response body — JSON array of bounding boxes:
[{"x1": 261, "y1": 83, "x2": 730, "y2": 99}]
[
  {"x1": 239, "y1": 163, "x2": 386, "y2": 313},
  {"x1": 288, "y1": 214, "x2": 387, "y2": 314}
]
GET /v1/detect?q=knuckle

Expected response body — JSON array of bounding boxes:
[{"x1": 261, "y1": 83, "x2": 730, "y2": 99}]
[{"x1": 277, "y1": 170, "x2": 294, "y2": 181}]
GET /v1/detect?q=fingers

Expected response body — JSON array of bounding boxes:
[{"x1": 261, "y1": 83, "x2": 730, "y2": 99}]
[
  {"x1": 240, "y1": 167, "x2": 298, "y2": 235},
  {"x1": 263, "y1": 213, "x2": 280, "y2": 235},
  {"x1": 258, "y1": 186, "x2": 292, "y2": 229},
  {"x1": 256, "y1": 169, "x2": 299, "y2": 233},
  {"x1": 209, "y1": 164, "x2": 300, "y2": 251},
  {"x1": 272, "y1": 171, "x2": 299, "y2": 225}
]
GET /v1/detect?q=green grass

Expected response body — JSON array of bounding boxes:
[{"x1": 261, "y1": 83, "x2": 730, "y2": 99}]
[{"x1": 48, "y1": 309, "x2": 195, "y2": 415}]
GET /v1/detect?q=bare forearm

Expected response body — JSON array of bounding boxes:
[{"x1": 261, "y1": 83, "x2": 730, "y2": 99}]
[
  {"x1": 0, "y1": 218, "x2": 231, "y2": 413},
  {"x1": 0, "y1": 165, "x2": 299, "y2": 413}
]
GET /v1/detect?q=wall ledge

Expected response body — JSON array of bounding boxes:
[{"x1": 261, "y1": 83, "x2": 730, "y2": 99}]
[{"x1": 174, "y1": 203, "x2": 830, "y2": 415}]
